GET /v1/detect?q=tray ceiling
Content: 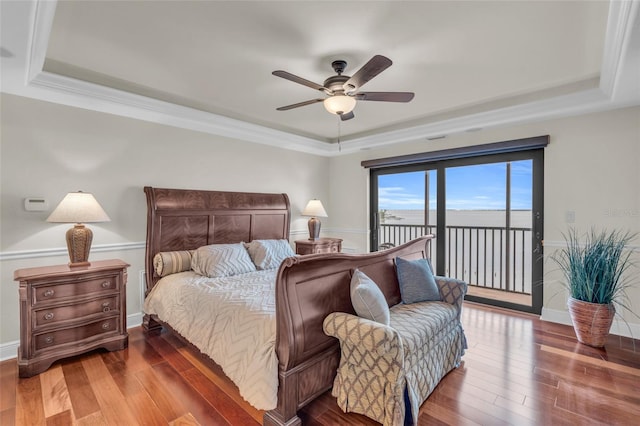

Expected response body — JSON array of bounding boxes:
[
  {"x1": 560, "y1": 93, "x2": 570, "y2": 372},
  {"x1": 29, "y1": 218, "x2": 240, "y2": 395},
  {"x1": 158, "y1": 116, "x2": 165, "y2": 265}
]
[{"x1": 2, "y1": 1, "x2": 639, "y2": 155}]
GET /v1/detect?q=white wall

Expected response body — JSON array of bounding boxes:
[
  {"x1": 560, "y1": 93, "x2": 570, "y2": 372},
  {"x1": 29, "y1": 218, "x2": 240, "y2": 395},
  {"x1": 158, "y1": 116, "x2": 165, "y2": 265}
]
[
  {"x1": 328, "y1": 106, "x2": 640, "y2": 336},
  {"x1": 2, "y1": 93, "x2": 639, "y2": 355},
  {"x1": 0, "y1": 93, "x2": 330, "y2": 354}
]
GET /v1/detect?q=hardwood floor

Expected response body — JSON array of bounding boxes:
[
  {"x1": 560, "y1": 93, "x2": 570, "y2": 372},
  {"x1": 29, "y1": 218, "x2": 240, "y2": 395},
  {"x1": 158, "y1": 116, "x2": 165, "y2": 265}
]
[
  {"x1": 466, "y1": 285, "x2": 532, "y2": 306},
  {"x1": 2, "y1": 302, "x2": 639, "y2": 425}
]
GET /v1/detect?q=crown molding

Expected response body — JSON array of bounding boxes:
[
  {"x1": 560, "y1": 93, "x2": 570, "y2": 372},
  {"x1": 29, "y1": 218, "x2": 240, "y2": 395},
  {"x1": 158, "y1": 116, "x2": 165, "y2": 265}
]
[
  {"x1": 25, "y1": 0, "x2": 55, "y2": 83},
  {"x1": 30, "y1": 70, "x2": 333, "y2": 155},
  {"x1": 599, "y1": 0, "x2": 639, "y2": 98},
  {"x1": 3, "y1": 0, "x2": 639, "y2": 157}
]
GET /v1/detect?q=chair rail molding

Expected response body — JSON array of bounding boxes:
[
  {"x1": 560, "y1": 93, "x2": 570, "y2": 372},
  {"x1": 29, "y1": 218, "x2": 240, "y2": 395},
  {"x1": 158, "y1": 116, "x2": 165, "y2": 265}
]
[{"x1": 0, "y1": 241, "x2": 145, "y2": 261}]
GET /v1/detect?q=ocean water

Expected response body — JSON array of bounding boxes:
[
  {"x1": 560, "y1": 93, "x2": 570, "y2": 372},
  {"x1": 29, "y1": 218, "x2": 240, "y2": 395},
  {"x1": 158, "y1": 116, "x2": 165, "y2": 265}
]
[
  {"x1": 380, "y1": 209, "x2": 532, "y2": 228},
  {"x1": 379, "y1": 209, "x2": 533, "y2": 293}
]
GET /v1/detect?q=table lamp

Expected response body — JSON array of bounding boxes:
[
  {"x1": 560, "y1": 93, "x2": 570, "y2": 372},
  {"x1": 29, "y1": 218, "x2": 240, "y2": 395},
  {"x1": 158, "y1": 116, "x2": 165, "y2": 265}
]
[
  {"x1": 46, "y1": 191, "x2": 110, "y2": 267},
  {"x1": 302, "y1": 199, "x2": 328, "y2": 241}
]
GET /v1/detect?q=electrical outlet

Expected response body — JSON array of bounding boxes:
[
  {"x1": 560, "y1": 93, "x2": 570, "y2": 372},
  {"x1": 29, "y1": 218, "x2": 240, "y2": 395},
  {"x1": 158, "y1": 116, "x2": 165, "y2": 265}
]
[{"x1": 565, "y1": 210, "x2": 575, "y2": 223}]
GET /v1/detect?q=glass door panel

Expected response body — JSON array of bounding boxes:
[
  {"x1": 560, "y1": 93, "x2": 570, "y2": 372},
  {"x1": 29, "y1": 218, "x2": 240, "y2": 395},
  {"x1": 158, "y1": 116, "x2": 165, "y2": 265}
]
[
  {"x1": 374, "y1": 170, "x2": 437, "y2": 262},
  {"x1": 445, "y1": 160, "x2": 533, "y2": 307}
]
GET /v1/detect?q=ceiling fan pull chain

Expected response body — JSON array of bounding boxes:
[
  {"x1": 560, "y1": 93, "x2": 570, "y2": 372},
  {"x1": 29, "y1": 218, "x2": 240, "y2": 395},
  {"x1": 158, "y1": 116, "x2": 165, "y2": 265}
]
[{"x1": 338, "y1": 117, "x2": 342, "y2": 152}]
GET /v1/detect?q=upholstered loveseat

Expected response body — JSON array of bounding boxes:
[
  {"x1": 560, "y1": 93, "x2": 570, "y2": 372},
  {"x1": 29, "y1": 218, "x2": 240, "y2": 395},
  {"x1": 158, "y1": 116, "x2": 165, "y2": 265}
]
[{"x1": 323, "y1": 262, "x2": 467, "y2": 426}]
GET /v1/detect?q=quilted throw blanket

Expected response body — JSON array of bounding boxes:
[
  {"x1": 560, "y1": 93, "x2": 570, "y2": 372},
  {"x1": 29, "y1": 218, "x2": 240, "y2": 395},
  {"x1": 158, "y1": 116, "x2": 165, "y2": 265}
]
[{"x1": 143, "y1": 270, "x2": 278, "y2": 410}]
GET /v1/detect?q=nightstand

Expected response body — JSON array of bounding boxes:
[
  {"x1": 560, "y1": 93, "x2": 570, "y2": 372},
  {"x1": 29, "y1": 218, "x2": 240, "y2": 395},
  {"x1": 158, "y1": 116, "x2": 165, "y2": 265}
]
[
  {"x1": 295, "y1": 238, "x2": 342, "y2": 255},
  {"x1": 14, "y1": 259, "x2": 129, "y2": 377}
]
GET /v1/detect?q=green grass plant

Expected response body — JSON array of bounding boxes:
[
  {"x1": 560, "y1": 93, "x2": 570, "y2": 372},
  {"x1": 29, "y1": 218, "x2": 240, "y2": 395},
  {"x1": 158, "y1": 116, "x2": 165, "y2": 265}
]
[{"x1": 552, "y1": 229, "x2": 636, "y2": 305}]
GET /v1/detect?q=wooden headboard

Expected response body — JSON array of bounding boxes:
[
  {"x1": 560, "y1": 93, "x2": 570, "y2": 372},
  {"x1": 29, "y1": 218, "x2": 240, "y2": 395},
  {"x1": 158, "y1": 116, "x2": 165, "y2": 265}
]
[{"x1": 143, "y1": 186, "x2": 290, "y2": 294}]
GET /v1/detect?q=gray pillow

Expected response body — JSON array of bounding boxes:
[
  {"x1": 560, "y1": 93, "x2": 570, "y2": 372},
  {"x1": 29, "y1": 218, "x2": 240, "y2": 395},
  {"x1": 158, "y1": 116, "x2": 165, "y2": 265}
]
[
  {"x1": 191, "y1": 243, "x2": 256, "y2": 278},
  {"x1": 350, "y1": 269, "x2": 390, "y2": 325},
  {"x1": 245, "y1": 239, "x2": 295, "y2": 270},
  {"x1": 395, "y1": 257, "x2": 441, "y2": 304}
]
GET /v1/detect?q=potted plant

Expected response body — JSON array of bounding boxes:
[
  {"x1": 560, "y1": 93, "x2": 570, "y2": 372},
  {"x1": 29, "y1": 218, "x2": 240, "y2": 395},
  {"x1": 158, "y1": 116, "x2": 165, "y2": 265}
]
[{"x1": 551, "y1": 228, "x2": 636, "y2": 347}]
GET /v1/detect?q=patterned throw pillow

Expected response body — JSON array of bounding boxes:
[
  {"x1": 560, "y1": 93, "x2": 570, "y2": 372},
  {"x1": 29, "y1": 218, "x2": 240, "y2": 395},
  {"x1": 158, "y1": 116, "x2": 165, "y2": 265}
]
[
  {"x1": 350, "y1": 269, "x2": 390, "y2": 325},
  {"x1": 153, "y1": 250, "x2": 194, "y2": 277},
  {"x1": 245, "y1": 239, "x2": 295, "y2": 270},
  {"x1": 395, "y1": 257, "x2": 441, "y2": 304},
  {"x1": 191, "y1": 243, "x2": 257, "y2": 278}
]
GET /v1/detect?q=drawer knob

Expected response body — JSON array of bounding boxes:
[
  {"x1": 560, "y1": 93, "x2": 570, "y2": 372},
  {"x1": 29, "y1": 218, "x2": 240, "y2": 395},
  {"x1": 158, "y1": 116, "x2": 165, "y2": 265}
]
[
  {"x1": 102, "y1": 302, "x2": 110, "y2": 312},
  {"x1": 101, "y1": 281, "x2": 110, "y2": 289},
  {"x1": 43, "y1": 289, "x2": 55, "y2": 297},
  {"x1": 44, "y1": 312, "x2": 55, "y2": 321},
  {"x1": 102, "y1": 322, "x2": 110, "y2": 330},
  {"x1": 44, "y1": 336, "x2": 54, "y2": 344}
]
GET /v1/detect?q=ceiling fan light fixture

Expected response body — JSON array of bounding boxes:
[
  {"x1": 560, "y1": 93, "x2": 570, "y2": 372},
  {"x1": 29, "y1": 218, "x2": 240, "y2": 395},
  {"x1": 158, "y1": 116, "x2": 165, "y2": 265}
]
[{"x1": 323, "y1": 95, "x2": 356, "y2": 115}]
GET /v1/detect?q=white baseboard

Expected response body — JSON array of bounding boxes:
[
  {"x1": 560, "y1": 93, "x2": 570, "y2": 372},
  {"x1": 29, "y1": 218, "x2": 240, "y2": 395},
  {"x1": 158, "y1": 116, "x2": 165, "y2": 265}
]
[
  {"x1": 541, "y1": 307, "x2": 640, "y2": 340},
  {"x1": 0, "y1": 312, "x2": 145, "y2": 362},
  {"x1": 0, "y1": 340, "x2": 19, "y2": 361},
  {"x1": 127, "y1": 312, "x2": 143, "y2": 329}
]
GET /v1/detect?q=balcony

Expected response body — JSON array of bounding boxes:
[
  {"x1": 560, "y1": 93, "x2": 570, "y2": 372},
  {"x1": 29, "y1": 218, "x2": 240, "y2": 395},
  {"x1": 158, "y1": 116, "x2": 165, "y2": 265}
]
[{"x1": 379, "y1": 223, "x2": 532, "y2": 303}]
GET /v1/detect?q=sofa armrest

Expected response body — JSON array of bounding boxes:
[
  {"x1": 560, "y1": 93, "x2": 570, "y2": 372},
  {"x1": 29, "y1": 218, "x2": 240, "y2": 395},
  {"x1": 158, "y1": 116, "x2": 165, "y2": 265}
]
[
  {"x1": 435, "y1": 276, "x2": 467, "y2": 318},
  {"x1": 323, "y1": 312, "x2": 404, "y2": 361}
]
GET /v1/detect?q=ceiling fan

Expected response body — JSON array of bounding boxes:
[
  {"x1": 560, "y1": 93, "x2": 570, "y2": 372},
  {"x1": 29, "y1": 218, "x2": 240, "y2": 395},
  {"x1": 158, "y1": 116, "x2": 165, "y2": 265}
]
[{"x1": 272, "y1": 55, "x2": 414, "y2": 121}]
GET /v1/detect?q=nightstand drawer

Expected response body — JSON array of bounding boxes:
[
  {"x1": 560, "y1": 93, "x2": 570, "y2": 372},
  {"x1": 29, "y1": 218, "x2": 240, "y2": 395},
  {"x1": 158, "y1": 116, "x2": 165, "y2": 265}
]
[
  {"x1": 32, "y1": 275, "x2": 118, "y2": 306},
  {"x1": 33, "y1": 295, "x2": 120, "y2": 329},
  {"x1": 313, "y1": 246, "x2": 333, "y2": 254},
  {"x1": 295, "y1": 238, "x2": 342, "y2": 255},
  {"x1": 33, "y1": 316, "x2": 119, "y2": 353}
]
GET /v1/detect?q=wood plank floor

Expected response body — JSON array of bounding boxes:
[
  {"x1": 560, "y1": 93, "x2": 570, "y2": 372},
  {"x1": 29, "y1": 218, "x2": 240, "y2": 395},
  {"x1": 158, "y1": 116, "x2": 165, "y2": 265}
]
[
  {"x1": 466, "y1": 286, "x2": 532, "y2": 306},
  {"x1": 2, "y1": 302, "x2": 639, "y2": 425}
]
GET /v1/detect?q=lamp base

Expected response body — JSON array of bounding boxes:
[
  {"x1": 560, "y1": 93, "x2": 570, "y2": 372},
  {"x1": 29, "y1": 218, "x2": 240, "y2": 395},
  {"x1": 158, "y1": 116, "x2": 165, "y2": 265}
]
[
  {"x1": 307, "y1": 217, "x2": 321, "y2": 241},
  {"x1": 66, "y1": 224, "x2": 93, "y2": 267}
]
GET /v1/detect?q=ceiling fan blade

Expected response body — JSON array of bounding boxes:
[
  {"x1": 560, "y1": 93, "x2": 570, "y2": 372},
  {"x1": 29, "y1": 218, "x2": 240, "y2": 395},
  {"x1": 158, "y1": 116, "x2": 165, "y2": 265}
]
[
  {"x1": 276, "y1": 98, "x2": 324, "y2": 111},
  {"x1": 272, "y1": 70, "x2": 331, "y2": 94},
  {"x1": 355, "y1": 92, "x2": 415, "y2": 102},
  {"x1": 343, "y1": 55, "x2": 392, "y2": 93},
  {"x1": 339, "y1": 111, "x2": 355, "y2": 121}
]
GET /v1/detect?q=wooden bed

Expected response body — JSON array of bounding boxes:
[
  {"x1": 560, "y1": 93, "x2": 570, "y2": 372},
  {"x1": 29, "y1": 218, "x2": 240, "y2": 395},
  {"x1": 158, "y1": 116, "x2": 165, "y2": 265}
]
[{"x1": 142, "y1": 186, "x2": 432, "y2": 425}]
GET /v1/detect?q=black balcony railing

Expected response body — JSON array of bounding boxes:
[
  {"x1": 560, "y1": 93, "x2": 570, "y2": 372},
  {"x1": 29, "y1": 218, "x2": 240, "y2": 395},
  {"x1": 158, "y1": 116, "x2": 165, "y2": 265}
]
[{"x1": 379, "y1": 224, "x2": 532, "y2": 295}]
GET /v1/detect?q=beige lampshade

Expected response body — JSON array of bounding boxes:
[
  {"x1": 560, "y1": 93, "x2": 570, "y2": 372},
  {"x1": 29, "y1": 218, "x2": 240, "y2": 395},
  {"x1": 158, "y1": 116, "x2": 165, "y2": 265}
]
[
  {"x1": 47, "y1": 192, "x2": 110, "y2": 267},
  {"x1": 301, "y1": 199, "x2": 328, "y2": 218},
  {"x1": 47, "y1": 192, "x2": 110, "y2": 224}
]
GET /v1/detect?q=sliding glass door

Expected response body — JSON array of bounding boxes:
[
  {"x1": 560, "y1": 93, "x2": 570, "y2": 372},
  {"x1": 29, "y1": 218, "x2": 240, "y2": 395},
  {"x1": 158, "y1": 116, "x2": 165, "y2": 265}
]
[{"x1": 370, "y1": 149, "x2": 543, "y2": 314}]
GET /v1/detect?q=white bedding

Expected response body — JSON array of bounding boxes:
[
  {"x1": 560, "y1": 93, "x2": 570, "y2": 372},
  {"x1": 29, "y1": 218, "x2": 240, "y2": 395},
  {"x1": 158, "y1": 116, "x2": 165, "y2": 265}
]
[{"x1": 143, "y1": 270, "x2": 278, "y2": 410}]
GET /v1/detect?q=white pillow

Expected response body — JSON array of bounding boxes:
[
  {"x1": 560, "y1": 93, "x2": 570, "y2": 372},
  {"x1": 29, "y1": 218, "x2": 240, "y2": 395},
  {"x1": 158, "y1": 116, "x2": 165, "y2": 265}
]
[
  {"x1": 245, "y1": 239, "x2": 295, "y2": 270},
  {"x1": 350, "y1": 269, "x2": 390, "y2": 325},
  {"x1": 191, "y1": 243, "x2": 256, "y2": 278}
]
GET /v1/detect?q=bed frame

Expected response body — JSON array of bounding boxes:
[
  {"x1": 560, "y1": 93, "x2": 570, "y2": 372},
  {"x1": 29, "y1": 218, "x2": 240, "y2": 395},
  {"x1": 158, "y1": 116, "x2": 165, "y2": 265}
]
[{"x1": 142, "y1": 186, "x2": 432, "y2": 425}]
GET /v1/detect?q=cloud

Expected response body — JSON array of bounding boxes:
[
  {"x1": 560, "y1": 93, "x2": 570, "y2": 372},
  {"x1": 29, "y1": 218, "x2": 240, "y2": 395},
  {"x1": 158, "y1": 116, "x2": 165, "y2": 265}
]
[{"x1": 379, "y1": 186, "x2": 424, "y2": 208}]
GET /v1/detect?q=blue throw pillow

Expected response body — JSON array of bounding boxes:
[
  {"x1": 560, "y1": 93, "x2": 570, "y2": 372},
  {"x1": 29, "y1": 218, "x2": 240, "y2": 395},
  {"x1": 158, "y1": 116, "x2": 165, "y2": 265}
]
[{"x1": 395, "y1": 257, "x2": 440, "y2": 304}]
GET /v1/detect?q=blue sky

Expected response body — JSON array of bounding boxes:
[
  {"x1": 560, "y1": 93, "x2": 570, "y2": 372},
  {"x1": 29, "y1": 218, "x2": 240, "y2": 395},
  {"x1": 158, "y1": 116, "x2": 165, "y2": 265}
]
[{"x1": 378, "y1": 160, "x2": 532, "y2": 210}]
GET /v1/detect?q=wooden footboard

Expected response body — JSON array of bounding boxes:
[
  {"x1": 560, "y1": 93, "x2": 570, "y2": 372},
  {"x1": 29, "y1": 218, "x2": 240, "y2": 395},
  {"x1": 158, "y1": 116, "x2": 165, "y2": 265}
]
[{"x1": 264, "y1": 235, "x2": 433, "y2": 425}]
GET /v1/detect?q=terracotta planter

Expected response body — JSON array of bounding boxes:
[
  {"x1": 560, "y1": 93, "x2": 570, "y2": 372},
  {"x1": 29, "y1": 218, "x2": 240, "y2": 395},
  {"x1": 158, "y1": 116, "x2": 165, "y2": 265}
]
[{"x1": 567, "y1": 297, "x2": 616, "y2": 347}]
